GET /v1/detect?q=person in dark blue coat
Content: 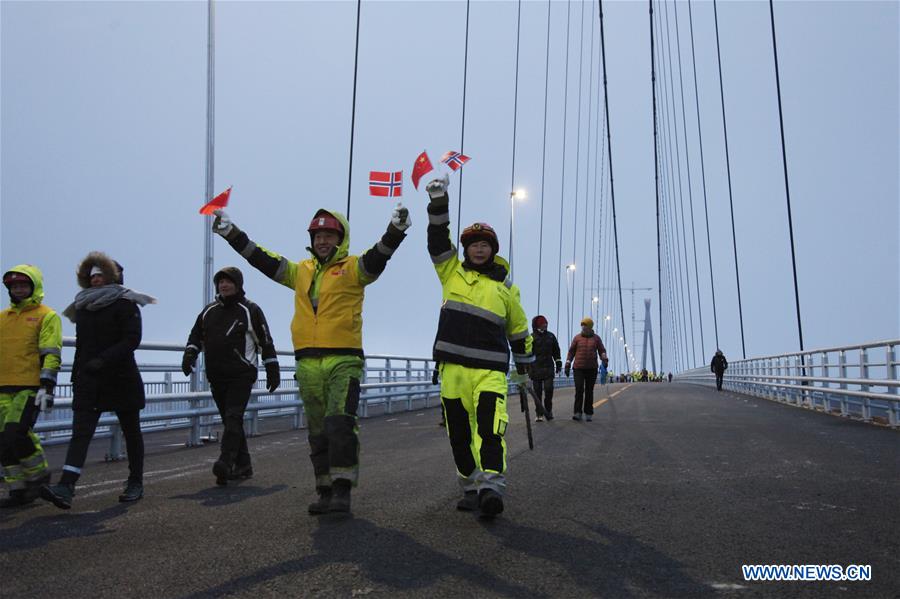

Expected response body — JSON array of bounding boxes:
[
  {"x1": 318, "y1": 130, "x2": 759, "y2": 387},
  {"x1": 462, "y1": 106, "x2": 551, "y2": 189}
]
[{"x1": 529, "y1": 315, "x2": 561, "y2": 421}]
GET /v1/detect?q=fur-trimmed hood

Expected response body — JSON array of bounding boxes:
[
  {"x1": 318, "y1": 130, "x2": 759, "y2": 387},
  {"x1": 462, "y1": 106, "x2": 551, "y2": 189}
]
[{"x1": 76, "y1": 252, "x2": 120, "y2": 289}]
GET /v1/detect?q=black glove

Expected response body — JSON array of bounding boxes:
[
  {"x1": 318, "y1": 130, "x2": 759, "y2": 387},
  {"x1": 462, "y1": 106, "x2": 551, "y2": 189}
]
[
  {"x1": 265, "y1": 362, "x2": 280, "y2": 393},
  {"x1": 83, "y1": 358, "x2": 104, "y2": 374},
  {"x1": 181, "y1": 349, "x2": 198, "y2": 377},
  {"x1": 431, "y1": 368, "x2": 439, "y2": 385},
  {"x1": 555, "y1": 360, "x2": 562, "y2": 375},
  {"x1": 564, "y1": 362, "x2": 571, "y2": 378},
  {"x1": 40, "y1": 378, "x2": 56, "y2": 394}
]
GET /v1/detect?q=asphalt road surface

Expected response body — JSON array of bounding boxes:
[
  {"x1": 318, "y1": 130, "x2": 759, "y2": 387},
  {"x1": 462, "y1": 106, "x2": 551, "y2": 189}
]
[{"x1": 2, "y1": 382, "x2": 897, "y2": 598}]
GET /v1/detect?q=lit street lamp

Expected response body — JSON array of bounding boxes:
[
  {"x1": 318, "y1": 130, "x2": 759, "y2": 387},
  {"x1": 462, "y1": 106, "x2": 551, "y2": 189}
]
[{"x1": 508, "y1": 188, "x2": 527, "y2": 280}]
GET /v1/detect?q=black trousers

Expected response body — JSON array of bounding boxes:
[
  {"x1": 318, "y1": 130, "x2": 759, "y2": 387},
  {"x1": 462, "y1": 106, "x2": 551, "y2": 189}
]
[
  {"x1": 715, "y1": 371, "x2": 724, "y2": 391},
  {"x1": 573, "y1": 369, "x2": 598, "y2": 415},
  {"x1": 209, "y1": 377, "x2": 254, "y2": 468},
  {"x1": 61, "y1": 409, "x2": 144, "y2": 485},
  {"x1": 530, "y1": 378, "x2": 554, "y2": 416}
]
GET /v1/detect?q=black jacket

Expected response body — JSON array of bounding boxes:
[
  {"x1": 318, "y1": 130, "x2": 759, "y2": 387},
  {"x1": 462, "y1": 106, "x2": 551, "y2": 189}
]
[
  {"x1": 72, "y1": 298, "x2": 145, "y2": 412},
  {"x1": 530, "y1": 329, "x2": 561, "y2": 380},
  {"x1": 711, "y1": 353, "x2": 728, "y2": 374},
  {"x1": 186, "y1": 295, "x2": 277, "y2": 382}
]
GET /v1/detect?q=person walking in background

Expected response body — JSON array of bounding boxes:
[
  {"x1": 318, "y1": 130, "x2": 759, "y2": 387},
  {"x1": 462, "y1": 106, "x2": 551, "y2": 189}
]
[
  {"x1": 182, "y1": 267, "x2": 279, "y2": 486},
  {"x1": 565, "y1": 317, "x2": 608, "y2": 422},
  {"x1": 42, "y1": 253, "x2": 156, "y2": 509},
  {"x1": 212, "y1": 202, "x2": 410, "y2": 515},
  {"x1": 0, "y1": 265, "x2": 61, "y2": 508},
  {"x1": 529, "y1": 315, "x2": 561, "y2": 422},
  {"x1": 711, "y1": 350, "x2": 728, "y2": 392},
  {"x1": 425, "y1": 174, "x2": 533, "y2": 519}
]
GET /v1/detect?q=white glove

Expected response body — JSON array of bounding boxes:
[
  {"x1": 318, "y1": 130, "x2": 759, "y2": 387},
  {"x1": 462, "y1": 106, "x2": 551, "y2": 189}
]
[
  {"x1": 212, "y1": 209, "x2": 234, "y2": 237},
  {"x1": 391, "y1": 203, "x2": 411, "y2": 232},
  {"x1": 508, "y1": 371, "x2": 528, "y2": 386},
  {"x1": 426, "y1": 174, "x2": 450, "y2": 200},
  {"x1": 35, "y1": 389, "x2": 54, "y2": 413}
]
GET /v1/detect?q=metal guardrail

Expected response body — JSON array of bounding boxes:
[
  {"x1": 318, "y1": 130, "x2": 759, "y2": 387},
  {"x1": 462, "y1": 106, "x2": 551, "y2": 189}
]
[
  {"x1": 39, "y1": 338, "x2": 571, "y2": 460},
  {"x1": 676, "y1": 339, "x2": 900, "y2": 429}
]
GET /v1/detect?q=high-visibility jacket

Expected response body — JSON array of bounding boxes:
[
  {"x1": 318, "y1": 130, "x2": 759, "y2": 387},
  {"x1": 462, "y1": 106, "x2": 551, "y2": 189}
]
[
  {"x1": 427, "y1": 193, "x2": 533, "y2": 373},
  {"x1": 223, "y1": 209, "x2": 406, "y2": 358},
  {"x1": 0, "y1": 265, "x2": 62, "y2": 389}
]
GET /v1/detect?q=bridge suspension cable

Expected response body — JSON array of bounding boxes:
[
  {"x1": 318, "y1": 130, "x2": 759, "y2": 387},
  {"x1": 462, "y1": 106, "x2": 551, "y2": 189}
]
[
  {"x1": 508, "y1": 0, "x2": 523, "y2": 281},
  {"x1": 570, "y1": 0, "x2": 586, "y2": 327},
  {"x1": 712, "y1": 0, "x2": 747, "y2": 358},
  {"x1": 687, "y1": 0, "x2": 720, "y2": 350},
  {"x1": 536, "y1": 0, "x2": 552, "y2": 315},
  {"x1": 455, "y1": 0, "x2": 471, "y2": 243},
  {"x1": 649, "y1": 0, "x2": 663, "y2": 372},
  {"x1": 555, "y1": 0, "x2": 572, "y2": 343},
  {"x1": 345, "y1": 0, "x2": 362, "y2": 220},
  {"x1": 581, "y1": 0, "x2": 597, "y2": 319}
]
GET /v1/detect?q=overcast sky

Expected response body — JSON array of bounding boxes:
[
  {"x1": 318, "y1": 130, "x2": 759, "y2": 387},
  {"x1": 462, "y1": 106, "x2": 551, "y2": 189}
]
[{"x1": 2, "y1": 0, "x2": 898, "y2": 373}]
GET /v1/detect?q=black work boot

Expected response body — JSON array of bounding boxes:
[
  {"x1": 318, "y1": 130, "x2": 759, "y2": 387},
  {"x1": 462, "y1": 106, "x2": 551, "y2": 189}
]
[
  {"x1": 118, "y1": 480, "x2": 143, "y2": 503},
  {"x1": 456, "y1": 490, "x2": 478, "y2": 511},
  {"x1": 478, "y1": 489, "x2": 504, "y2": 520},
  {"x1": 307, "y1": 486, "x2": 333, "y2": 515},
  {"x1": 229, "y1": 464, "x2": 253, "y2": 480},
  {"x1": 21, "y1": 472, "x2": 51, "y2": 504},
  {"x1": 328, "y1": 479, "x2": 352, "y2": 513},
  {"x1": 41, "y1": 483, "x2": 75, "y2": 510},
  {"x1": 0, "y1": 490, "x2": 26, "y2": 508},
  {"x1": 213, "y1": 460, "x2": 231, "y2": 486}
]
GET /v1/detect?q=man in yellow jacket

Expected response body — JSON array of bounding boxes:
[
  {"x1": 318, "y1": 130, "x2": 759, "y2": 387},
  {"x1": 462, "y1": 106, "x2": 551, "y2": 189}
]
[
  {"x1": 425, "y1": 175, "x2": 533, "y2": 519},
  {"x1": 0, "y1": 265, "x2": 61, "y2": 507},
  {"x1": 213, "y1": 204, "x2": 410, "y2": 514}
]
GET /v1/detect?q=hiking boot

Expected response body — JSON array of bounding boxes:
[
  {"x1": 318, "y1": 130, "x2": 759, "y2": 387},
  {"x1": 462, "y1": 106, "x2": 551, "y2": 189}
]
[
  {"x1": 478, "y1": 489, "x2": 504, "y2": 520},
  {"x1": 308, "y1": 486, "x2": 333, "y2": 515},
  {"x1": 41, "y1": 483, "x2": 74, "y2": 510},
  {"x1": 585, "y1": 414, "x2": 593, "y2": 422},
  {"x1": 229, "y1": 464, "x2": 253, "y2": 480},
  {"x1": 0, "y1": 490, "x2": 26, "y2": 508},
  {"x1": 328, "y1": 479, "x2": 352, "y2": 513},
  {"x1": 545, "y1": 411, "x2": 554, "y2": 421},
  {"x1": 118, "y1": 480, "x2": 143, "y2": 503},
  {"x1": 572, "y1": 412, "x2": 582, "y2": 421},
  {"x1": 213, "y1": 460, "x2": 231, "y2": 486},
  {"x1": 456, "y1": 490, "x2": 478, "y2": 511}
]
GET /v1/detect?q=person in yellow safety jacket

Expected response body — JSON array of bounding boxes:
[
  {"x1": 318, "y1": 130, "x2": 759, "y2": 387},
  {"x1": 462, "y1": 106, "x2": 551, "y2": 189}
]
[
  {"x1": 212, "y1": 203, "x2": 411, "y2": 515},
  {"x1": 0, "y1": 265, "x2": 61, "y2": 507},
  {"x1": 424, "y1": 174, "x2": 534, "y2": 520}
]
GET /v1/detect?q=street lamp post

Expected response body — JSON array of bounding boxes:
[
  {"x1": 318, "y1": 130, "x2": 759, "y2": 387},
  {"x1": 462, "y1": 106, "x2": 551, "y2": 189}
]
[
  {"x1": 508, "y1": 188, "x2": 526, "y2": 280},
  {"x1": 565, "y1": 264, "x2": 576, "y2": 342}
]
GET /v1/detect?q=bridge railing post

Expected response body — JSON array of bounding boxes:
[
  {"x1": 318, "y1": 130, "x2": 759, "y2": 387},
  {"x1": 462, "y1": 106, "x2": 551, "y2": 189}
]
[
  {"x1": 107, "y1": 423, "x2": 123, "y2": 462},
  {"x1": 860, "y1": 347, "x2": 871, "y2": 422},
  {"x1": 821, "y1": 351, "x2": 830, "y2": 413},
  {"x1": 385, "y1": 358, "x2": 392, "y2": 414},
  {"x1": 838, "y1": 350, "x2": 849, "y2": 417},
  {"x1": 887, "y1": 343, "x2": 898, "y2": 428},
  {"x1": 406, "y1": 359, "x2": 413, "y2": 411}
]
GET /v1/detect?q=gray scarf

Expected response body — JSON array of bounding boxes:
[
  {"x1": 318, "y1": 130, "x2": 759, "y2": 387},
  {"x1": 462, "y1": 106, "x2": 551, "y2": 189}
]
[{"x1": 62, "y1": 284, "x2": 157, "y2": 323}]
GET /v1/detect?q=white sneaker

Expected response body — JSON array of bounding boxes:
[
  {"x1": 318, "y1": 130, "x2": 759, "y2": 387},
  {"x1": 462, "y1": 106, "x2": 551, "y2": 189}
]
[{"x1": 535, "y1": 415, "x2": 544, "y2": 422}]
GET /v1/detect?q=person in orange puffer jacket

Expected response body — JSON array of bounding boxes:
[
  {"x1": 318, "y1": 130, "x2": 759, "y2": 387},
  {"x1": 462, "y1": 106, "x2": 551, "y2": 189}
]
[{"x1": 564, "y1": 317, "x2": 608, "y2": 422}]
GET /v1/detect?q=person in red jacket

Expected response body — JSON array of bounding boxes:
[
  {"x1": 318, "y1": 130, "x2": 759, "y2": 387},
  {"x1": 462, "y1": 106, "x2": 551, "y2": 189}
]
[{"x1": 564, "y1": 317, "x2": 608, "y2": 422}]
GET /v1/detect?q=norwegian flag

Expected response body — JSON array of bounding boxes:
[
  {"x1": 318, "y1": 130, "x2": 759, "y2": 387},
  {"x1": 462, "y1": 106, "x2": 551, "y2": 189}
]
[
  {"x1": 441, "y1": 150, "x2": 471, "y2": 172},
  {"x1": 369, "y1": 171, "x2": 403, "y2": 197}
]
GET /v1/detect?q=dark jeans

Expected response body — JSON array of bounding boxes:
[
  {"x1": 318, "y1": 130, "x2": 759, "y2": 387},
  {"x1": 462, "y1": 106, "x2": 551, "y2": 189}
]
[
  {"x1": 573, "y1": 369, "x2": 598, "y2": 415},
  {"x1": 209, "y1": 377, "x2": 254, "y2": 468},
  {"x1": 61, "y1": 409, "x2": 144, "y2": 485},
  {"x1": 715, "y1": 371, "x2": 724, "y2": 391},
  {"x1": 530, "y1": 378, "x2": 554, "y2": 416}
]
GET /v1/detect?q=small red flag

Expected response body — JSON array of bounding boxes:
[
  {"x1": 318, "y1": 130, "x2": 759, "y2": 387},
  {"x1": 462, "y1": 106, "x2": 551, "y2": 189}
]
[
  {"x1": 369, "y1": 171, "x2": 403, "y2": 197},
  {"x1": 441, "y1": 151, "x2": 471, "y2": 172},
  {"x1": 411, "y1": 150, "x2": 434, "y2": 190},
  {"x1": 199, "y1": 187, "x2": 231, "y2": 215}
]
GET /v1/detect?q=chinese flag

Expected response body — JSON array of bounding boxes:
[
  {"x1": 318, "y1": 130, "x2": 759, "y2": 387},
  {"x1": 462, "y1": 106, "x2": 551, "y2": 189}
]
[
  {"x1": 411, "y1": 150, "x2": 434, "y2": 190},
  {"x1": 199, "y1": 187, "x2": 231, "y2": 215}
]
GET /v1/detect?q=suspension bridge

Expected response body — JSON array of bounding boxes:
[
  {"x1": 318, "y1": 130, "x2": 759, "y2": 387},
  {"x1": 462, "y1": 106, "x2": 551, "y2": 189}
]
[{"x1": 1, "y1": 0, "x2": 897, "y2": 596}]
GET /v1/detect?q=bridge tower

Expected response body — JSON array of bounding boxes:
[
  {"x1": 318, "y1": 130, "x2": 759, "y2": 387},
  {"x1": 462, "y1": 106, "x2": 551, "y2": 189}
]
[{"x1": 640, "y1": 298, "x2": 657, "y2": 373}]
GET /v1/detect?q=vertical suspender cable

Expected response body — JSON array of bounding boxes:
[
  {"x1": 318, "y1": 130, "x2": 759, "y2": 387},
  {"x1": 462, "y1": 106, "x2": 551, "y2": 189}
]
[
  {"x1": 345, "y1": 0, "x2": 362, "y2": 220},
  {"x1": 456, "y1": 0, "x2": 471, "y2": 243},
  {"x1": 508, "y1": 0, "x2": 523, "y2": 281},
  {"x1": 598, "y1": 0, "x2": 629, "y2": 358},
  {"x1": 582, "y1": 0, "x2": 597, "y2": 318},
  {"x1": 712, "y1": 0, "x2": 746, "y2": 357},
  {"x1": 536, "y1": 0, "x2": 552, "y2": 314},
  {"x1": 571, "y1": 0, "x2": 586, "y2": 325},
  {"x1": 768, "y1": 0, "x2": 805, "y2": 353},
  {"x1": 555, "y1": 0, "x2": 573, "y2": 342},
  {"x1": 649, "y1": 0, "x2": 663, "y2": 373},
  {"x1": 203, "y1": 0, "x2": 216, "y2": 310},
  {"x1": 672, "y1": 0, "x2": 706, "y2": 360},
  {"x1": 687, "y1": 0, "x2": 719, "y2": 350}
]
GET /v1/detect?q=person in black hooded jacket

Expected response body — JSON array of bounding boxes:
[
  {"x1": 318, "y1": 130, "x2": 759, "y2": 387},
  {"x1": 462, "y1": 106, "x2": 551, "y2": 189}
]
[
  {"x1": 529, "y1": 315, "x2": 561, "y2": 421},
  {"x1": 182, "y1": 267, "x2": 279, "y2": 485},
  {"x1": 41, "y1": 252, "x2": 157, "y2": 509}
]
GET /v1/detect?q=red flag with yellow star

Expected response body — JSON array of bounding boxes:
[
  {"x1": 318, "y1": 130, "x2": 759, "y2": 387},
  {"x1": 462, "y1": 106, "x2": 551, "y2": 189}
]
[{"x1": 411, "y1": 150, "x2": 434, "y2": 190}]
